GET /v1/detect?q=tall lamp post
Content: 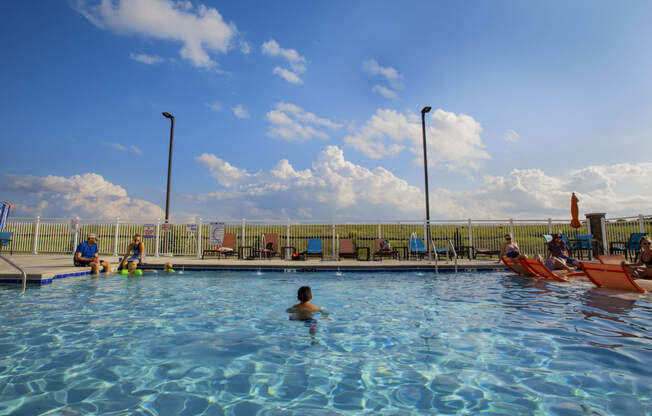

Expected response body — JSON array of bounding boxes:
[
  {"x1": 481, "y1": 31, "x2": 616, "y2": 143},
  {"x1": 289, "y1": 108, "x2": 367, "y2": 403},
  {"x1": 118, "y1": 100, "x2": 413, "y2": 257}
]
[
  {"x1": 161, "y1": 112, "x2": 175, "y2": 223},
  {"x1": 421, "y1": 106, "x2": 432, "y2": 261}
]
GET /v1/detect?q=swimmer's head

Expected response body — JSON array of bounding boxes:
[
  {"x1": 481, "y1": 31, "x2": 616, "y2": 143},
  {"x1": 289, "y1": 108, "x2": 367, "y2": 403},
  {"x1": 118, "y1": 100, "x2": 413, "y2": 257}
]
[
  {"x1": 297, "y1": 286, "x2": 312, "y2": 302},
  {"x1": 128, "y1": 262, "x2": 137, "y2": 272},
  {"x1": 164, "y1": 262, "x2": 173, "y2": 271}
]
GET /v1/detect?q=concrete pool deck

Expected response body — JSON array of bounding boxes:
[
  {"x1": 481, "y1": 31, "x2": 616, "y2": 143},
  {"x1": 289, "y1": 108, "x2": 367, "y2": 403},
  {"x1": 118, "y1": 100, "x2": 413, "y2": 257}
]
[{"x1": 0, "y1": 254, "x2": 508, "y2": 285}]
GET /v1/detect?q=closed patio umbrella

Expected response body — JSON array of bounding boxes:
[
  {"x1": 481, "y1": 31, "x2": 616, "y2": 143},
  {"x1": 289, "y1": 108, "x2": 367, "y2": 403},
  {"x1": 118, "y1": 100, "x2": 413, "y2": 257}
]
[{"x1": 570, "y1": 192, "x2": 581, "y2": 229}]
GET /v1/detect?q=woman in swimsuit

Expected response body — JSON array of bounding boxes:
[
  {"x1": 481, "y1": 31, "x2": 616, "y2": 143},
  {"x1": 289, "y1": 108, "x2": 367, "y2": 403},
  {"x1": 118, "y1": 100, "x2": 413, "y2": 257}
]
[
  {"x1": 499, "y1": 233, "x2": 521, "y2": 259},
  {"x1": 120, "y1": 233, "x2": 145, "y2": 272},
  {"x1": 627, "y1": 236, "x2": 652, "y2": 279}
]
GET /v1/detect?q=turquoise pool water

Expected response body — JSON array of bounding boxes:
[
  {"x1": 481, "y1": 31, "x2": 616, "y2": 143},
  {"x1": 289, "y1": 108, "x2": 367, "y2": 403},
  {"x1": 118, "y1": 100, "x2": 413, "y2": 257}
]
[{"x1": 0, "y1": 271, "x2": 651, "y2": 415}]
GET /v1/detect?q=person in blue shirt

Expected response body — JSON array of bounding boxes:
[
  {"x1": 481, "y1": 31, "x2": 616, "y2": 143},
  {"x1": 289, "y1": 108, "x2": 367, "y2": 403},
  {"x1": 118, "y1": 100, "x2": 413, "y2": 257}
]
[{"x1": 74, "y1": 233, "x2": 111, "y2": 274}]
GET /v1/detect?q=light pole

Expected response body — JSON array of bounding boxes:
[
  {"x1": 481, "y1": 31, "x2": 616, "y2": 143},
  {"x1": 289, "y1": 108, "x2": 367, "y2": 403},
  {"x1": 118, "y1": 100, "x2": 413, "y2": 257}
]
[
  {"x1": 161, "y1": 112, "x2": 175, "y2": 223},
  {"x1": 421, "y1": 106, "x2": 432, "y2": 261}
]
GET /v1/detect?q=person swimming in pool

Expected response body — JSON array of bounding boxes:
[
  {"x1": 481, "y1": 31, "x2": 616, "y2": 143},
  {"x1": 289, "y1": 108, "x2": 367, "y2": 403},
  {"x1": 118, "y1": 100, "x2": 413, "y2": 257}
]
[{"x1": 287, "y1": 286, "x2": 326, "y2": 338}]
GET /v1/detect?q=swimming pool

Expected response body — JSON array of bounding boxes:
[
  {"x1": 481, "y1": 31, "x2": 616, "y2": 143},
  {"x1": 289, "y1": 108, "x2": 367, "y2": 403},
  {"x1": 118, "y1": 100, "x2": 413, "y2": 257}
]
[{"x1": 1, "y1": 271, "x2": 650, "y2": 415}]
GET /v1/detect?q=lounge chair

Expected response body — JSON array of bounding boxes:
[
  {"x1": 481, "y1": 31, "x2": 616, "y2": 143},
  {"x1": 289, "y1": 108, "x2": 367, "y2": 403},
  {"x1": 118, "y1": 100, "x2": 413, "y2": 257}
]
[
  {"x1": 0, "y1": 231, "x2": 12, "y2": 255},
  {"x1": 202, "y1": 233, "x2": 237, "y2": 259},
  {"x1": 260, "y1": 233, "x2": 279, "y2": 259},
  {"x1": 473, "y1": 247, "x2": 500, "y2": 259},
  {"x1": 572, "y1": 234, "x2": 595, "y2": 259},
  {"x1": 580, "y1": 262, "x2": 648, "y2": 293},
  {"x1": 373, "y1": 238, "x2": 398, "y2": 261},
  {"x1": 609, "y1": 232, "x2": 646, "y2": 261},
  {"x1": 304, "y1": 239, "x2": 323, "y2": 259},
  {"x1": 408, "y1": 237, "x2": 426, "y2": 260},
  {"x1": 501, "y1": 256, "x2": 534, "y2": 276},
  {"x1": 596, "y1": 254, "x2": 626, "y2": 265},
  {"x1": 519, "y1": 258, "x2": 569, "y2": 282},
  {"x1": 338, "y1": 239, "x2": 360, "y2": 260}
]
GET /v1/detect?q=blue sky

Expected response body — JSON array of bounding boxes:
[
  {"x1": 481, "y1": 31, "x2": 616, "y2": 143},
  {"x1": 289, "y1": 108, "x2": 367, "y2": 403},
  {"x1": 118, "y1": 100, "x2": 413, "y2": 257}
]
[{"x1": 1, "y1": 0, "x2": 651, "y2": 221}]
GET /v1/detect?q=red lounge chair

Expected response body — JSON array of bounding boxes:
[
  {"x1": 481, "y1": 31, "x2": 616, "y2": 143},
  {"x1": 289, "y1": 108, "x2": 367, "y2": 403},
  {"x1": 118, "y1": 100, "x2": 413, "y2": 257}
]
[
  {"x1": 202, "y1": 233, "x2": 237, "y2": 259},
  {"x1": 501, "y1": 256, "x2": 534, "y2": 276},
  {"x1": 374, "y1": 238, "x2": 398, "y2": 260},
  {"x1": 596, "y1": 254, "x2": 626, "y2": 265},
  {"x1": 339, "y1": 239, "x2": 359, "y2": 259},
  {"x1": 261, "y1": 233, "x2": 279, "y2": 259},
  {"x1": 580, "y1": 262, "x2": 646, "y2": 293},
  {"x1": 519, "y1": 258, "x2": 569, "y2": 282}
]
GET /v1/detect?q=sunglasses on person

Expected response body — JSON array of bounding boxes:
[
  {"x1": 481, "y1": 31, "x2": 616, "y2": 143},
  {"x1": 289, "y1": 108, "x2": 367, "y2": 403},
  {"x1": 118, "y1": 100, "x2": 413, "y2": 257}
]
[
  {"x1": 643, "y1": 242, "x2": 651, "y2": 246},
  {"x1": 505, "y1": 237, "x2": 511, "y2": 240}
]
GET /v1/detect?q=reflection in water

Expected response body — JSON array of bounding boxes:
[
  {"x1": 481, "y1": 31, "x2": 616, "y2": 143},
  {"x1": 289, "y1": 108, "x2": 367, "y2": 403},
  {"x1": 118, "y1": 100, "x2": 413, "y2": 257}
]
[{"x1": 580, "y1": 289, "x2": 636, "y2": 322}]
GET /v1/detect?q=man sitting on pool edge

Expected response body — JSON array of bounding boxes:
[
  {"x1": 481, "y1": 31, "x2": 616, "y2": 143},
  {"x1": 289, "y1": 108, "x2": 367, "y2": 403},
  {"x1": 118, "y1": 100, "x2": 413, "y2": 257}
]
[{"x1": 74, "y1": 233, "x2": 112, "y2": 274}]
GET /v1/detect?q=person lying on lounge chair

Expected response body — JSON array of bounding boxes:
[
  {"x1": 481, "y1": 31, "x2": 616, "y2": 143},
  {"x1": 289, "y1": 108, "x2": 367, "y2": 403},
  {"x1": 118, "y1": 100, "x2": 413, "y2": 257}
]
[
  {"x1": 500, "y1": 233, "x2": 521, "y2": 259},
  {"x1": 546, "y1": 233, "x2": 578, "y2": 271},
  {"x1": 624, "y1": 236, "x2": 652, "y2": 279}
]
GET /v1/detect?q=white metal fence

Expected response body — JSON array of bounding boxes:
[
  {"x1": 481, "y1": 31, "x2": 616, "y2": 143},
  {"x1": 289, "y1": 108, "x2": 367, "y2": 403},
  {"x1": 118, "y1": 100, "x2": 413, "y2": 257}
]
[{"x1": 2, "y1": 215, "x2": 650, "y2": 259}]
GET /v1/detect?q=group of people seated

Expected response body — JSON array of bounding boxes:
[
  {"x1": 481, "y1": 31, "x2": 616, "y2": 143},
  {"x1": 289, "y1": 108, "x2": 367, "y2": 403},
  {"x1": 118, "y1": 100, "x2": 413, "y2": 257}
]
[
  {"x1": 499, "y1": 232, "x2": 652, "y2": 279},
  {"x1": 73, "y1": 233, "x2": 175, "y2": 274}
]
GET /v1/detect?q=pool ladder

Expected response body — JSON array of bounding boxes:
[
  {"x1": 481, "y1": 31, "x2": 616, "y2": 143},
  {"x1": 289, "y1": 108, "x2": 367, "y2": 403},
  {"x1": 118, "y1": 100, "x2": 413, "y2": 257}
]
[
  {"x1": 431, "y1": 239, "x2": 458, "y2": 274},
  {"x1": 0, "y1": 254, "x2": 26, "y2": 294}
]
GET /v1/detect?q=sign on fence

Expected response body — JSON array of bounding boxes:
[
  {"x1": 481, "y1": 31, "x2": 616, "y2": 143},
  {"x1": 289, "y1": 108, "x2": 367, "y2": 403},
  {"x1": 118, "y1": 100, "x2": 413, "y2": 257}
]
[
  {"x1": 186, "y1": 224, "x2": 197, "y2": 233},
  {"x1": 161, "y1": 223, "x2": 172, "y2": 232},
  {"x1": 210, "y1": 222, "x2": 225, "y2": 246},
  {"x1": 143, "y1": 224, "x2": 155, "y2": 239}
]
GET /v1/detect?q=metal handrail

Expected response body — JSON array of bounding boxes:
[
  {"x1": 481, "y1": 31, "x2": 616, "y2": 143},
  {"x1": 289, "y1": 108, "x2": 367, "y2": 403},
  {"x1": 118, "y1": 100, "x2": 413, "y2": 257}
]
[
  {"x1": 447, "y1": 239, "x2": 458, "y2": 273},
  {"x1": 0, "y1": 254, "x2": 26, "y2": 294}
]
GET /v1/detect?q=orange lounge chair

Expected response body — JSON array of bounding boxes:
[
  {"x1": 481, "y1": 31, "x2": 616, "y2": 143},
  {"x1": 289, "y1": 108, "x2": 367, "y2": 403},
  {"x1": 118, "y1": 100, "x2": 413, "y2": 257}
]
[
  {"x1": 519, "y1": 258, "x2": 569, "y2": 282},
  {"x1": 501, "y1": 256, "x2": 534, "y2": 276},
  {"x1": 580, "y1": 262, "x2": 646, "y2": 293},
  {"x1": 202, "y1": 233, "x2": 237, "y2": 259},
  {"x1": 596, "y1": 254, "x2": 626, "y2": 265}
]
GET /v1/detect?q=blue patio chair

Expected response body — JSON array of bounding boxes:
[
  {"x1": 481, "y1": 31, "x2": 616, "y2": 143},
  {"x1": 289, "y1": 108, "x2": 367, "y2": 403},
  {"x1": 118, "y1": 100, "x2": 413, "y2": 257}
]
[
  {"x1": 573, "y1": 234, "x2": 594, "y2": 259},
  {"x1": 409, "y1": 237, "x2": 426, "y2": 259},
  {"x1": 0, "y1": 231, "x2": 12, "y2": 255},
  {"x1": 304, "y1": 239, "x2": 323, "y2": 259},
  {"x1": 610, "y1": 232, "x2": 646, "y2": 261}
]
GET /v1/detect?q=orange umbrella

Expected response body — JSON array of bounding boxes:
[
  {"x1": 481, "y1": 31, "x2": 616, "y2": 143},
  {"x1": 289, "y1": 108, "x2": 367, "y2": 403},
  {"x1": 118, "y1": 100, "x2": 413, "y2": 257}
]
[{"x1": 570, "y1": 192, "x2": 581, "y2": 229}]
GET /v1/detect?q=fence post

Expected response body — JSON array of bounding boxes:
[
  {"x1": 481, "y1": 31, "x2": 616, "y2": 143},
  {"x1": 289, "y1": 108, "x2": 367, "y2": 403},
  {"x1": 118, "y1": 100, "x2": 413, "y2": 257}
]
[
  {"x1": 378, "y1": 220, "x2": 381, "y2": 239},
  {"x1": 639, "y1": 214, "x2": 645, "y2": 233},
  {"x1": 600, "y1": 217, "x2": 608, "y2": 255},
  {"x1": 586, "y1": 218, "x2": 592, "y2": 236},
  {"x1": 467, "y1": 219, "x2": 473, "y2": 259},
  {"x1": 155, "y1": 218, "x2": 160, "y2": 258},
  {"x1": 113, "y1": 217, "x2": 120, "y2": 256},
  {"x1": 286, "y1": 220, "x2": 290, "y2": 259},
  {"x1": 509, "y1": 218, "x2": 514, "y2": 236},
  {"x1": 196, "y1": 218, "x2": 202, "y2": 259},
  {"x1": 242, "y1": 218, "x2": 246, "y2": 247},
  {"x1": 32, "y1": 216, "x2": 40, "y2": 254},
  {"x1": 332, "y1": 222, "x2": 336, "y2": 258},
  {"x1": 547, "y1": 218, "x2": 552, "y2": 234},
  {"x1": 72, "y1": 217, "x2": 79, "y2": 254}
]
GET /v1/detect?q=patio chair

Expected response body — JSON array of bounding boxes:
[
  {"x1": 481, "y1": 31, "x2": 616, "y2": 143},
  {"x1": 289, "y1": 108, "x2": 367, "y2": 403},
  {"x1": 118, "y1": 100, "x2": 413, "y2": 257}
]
[
  {"x1": 202, "y1": 233, "x2": 237, "y2": 259},
  {"x1": 260, "y1": 233, "x2": 279, "y2": 259},
  {"x1": 0, "y1": 231, "x2": 12, "y2": 255},
  {"x1": 374, "y1": 238, "x2": 399, "y2": 260},
  {"x1": 572, "y1": 234, "x2": 595, "y2": 260},
  {"x1": 580, "y1": 262, "x2": 646, "y2": 293},
  {"x1": 501, "y1": 256, "x2": 534, "y2": 277},
  {"x1": 609, "y1": 232, "x2": 646, "y2": 261},
  {"x1": 338, "y1": 239, "x2": 360, "y2": 260},
  {"x1": 303, "y1": 239, "x2": 323, "y2": 259},
  {"x1": 596, "y1": 254, "x2": 626, "y2": 265},
  {"x1": 519, "y1": 258, "x2": 569, "y2": 282},
  {"x1": 473, "y1": 247, "x2": 500, "y2": 259},
  {"x1": 408, "y1": 237, "x2": 426, "y2": 260}
]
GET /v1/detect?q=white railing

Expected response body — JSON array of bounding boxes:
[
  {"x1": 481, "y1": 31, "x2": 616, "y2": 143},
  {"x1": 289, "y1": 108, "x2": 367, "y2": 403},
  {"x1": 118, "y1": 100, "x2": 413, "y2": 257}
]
[{"x1": 3, "y1": 215, "x2": 650, "y2": 259}]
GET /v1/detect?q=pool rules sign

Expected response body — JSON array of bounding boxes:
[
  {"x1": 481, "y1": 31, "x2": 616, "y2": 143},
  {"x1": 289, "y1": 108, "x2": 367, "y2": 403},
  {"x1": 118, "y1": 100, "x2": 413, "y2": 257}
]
[{"x1": 210, "y1": 222, "x2": 225, "y2": 246}]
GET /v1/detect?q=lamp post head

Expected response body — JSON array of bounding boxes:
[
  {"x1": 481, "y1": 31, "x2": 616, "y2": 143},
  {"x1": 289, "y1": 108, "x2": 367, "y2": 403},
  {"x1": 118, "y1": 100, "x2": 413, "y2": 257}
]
[
  {"x1": 162, "y1": 112, "x2": 174, "y2": 120},
  {"x1": 421, "y1": 106, "x2": 432, "y2": 114}
]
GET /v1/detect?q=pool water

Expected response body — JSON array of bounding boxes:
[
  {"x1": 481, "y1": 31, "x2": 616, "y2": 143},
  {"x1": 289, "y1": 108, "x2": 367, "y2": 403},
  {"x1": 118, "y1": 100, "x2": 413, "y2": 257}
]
[{"x1": 1, "y1": 271, "x2": 651, "y2": 415}]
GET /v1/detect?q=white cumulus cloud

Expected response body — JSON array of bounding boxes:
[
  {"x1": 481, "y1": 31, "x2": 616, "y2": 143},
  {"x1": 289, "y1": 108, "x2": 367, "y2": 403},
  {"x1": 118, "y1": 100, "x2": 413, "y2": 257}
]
[
  {"x1": 344, "y1": 108, "x2": 491, "y2": 173},
  {"x1": 129, "y1": 52, "x2": 163, "y2": 64},
  {"x1": 74, "y1": 0, "x2": 244, "y2": 68},
  {"x1": 371, "y1": 84, "x2": 398, "y2": 100},
  {"x1": 262, "y1": 39, "x2": 307, "y2": 84},
  {"x1": 504, "y1": 129, "x2": 520, "y2": 143},
  {"x1": 232, "y1": 104, "x2": 249, "y2": 119},
  {"x1": 3, "y1": 173, "x2": 164, "y2": 219},
  {"x1": 266, "y1": 102, "x2": 341, "y2": 141}
]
